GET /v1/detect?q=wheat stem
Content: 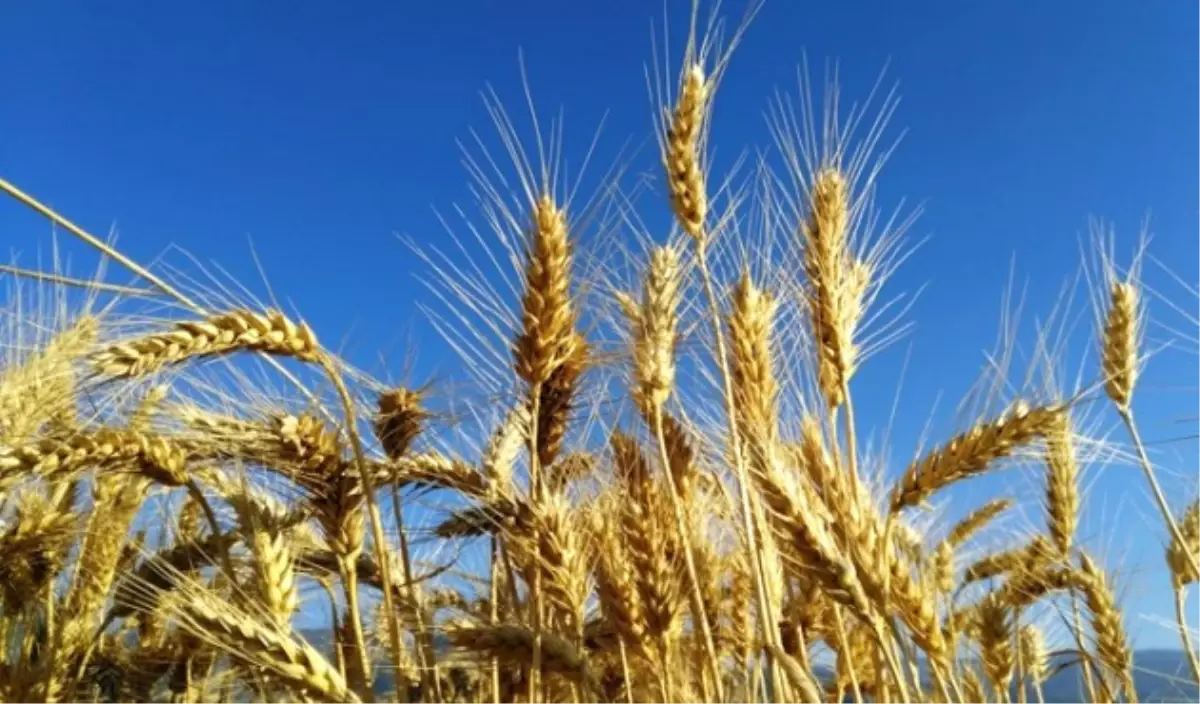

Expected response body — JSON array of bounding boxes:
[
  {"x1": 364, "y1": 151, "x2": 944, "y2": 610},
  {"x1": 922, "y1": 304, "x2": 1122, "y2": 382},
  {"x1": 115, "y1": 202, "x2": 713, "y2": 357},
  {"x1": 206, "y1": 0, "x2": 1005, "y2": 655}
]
[
  {"x1": 692, "y1": 246, "x2": 782, "y2": 700},
  {"x1": 391, "y1": 486, "x2": 420, "y2": 704},
  {"x1": 831, "y1": 606, "x2": 863, "y2": 703},
  {"x1": 1119, "y1": 408, "x2": 1200, "y2": 579},
  {"x1": 527, "y1": 383, "x2": 546, "y2": 704},
  {"x1": 1174, "y1": 585, "x2": 1200, "y2": 684},
  {"x1": 653, "y1": 409, "x2": 724, "y2": 698},
  {"x1": 388, "y1": 482, "x2": 442, "y2": 702},
  {"x1": 1070, "y1": 594, "x2": 1101, "y2": 703},
  {"x1": 318, "y1": 354, "x2": 407, "y2": 702},
  {"x1": 618, "y1": 639, "x2": 635, "y2": 704},
  {"x1": 339, "y1": 555, "x2": 375, "y2": 700},
  {"x1": 490, "y1": 537, "x2": 502, "y2": 703},
  {"x1": 839, "y1": 378, "x2": 865, "y2": 521}
]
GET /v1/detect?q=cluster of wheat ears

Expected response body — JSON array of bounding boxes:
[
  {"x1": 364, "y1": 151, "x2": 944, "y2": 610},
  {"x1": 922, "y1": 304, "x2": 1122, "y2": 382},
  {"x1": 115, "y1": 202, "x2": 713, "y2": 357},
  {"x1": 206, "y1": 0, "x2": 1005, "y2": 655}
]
[{"x1": 0, "y1": 5, "x2": 1196, "y2": 704}]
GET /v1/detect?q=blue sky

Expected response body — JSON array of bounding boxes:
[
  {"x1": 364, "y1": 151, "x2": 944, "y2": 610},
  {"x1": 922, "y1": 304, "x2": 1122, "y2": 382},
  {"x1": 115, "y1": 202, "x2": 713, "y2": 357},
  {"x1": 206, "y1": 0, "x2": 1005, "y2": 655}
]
[{"x1": 2, "y1": 1, "x2": 1197, "y2": 647}]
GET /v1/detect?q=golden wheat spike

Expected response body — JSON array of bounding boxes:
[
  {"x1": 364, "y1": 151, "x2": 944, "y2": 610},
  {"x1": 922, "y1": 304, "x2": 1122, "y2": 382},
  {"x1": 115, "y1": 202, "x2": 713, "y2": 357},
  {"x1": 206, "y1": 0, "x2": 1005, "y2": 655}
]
[
  {"x1": 665, "y1": 64, "x2": 709, "y2": 240},
  {"x1": 1102, "y1": 281, "x2": 1138, "y2": 409},
  {"x1": 891, "y1": 403, "x2": 1061, "y2": 512},
  {"x1": 1045, "y1": 411, "x2": 1080, "y2": 555},
  {"x1": 374, "y1": 387, "x2": 426, "y2": 460},
  {"x1": 620, "y1": 244, "x2": 682, "y2": 416},
  {"x1": 513, "y1": 195, "x2": 581, "y2": 388},
  {"x1": 1077, "y1": 553, "x2": 1136, "y2": 700},
  {"x1": 91, "y1": 309, "x2": 318, "y2": 377},
  {"x1": 802, "y1": 168, "x2": 858, "y2": 409}
]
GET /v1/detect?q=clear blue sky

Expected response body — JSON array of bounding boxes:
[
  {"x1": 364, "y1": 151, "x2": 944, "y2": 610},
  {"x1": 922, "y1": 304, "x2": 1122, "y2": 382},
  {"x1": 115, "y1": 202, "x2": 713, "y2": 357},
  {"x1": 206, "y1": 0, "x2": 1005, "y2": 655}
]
[{"x1": 3, "y1": 1, "x2": 1197, "y2": 647}]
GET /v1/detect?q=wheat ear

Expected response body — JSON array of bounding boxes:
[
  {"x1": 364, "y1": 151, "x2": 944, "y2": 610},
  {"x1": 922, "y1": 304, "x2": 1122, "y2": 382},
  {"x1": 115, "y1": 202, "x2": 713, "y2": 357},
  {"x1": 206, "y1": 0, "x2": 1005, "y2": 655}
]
[
  {"x1": 0, "y1": 428, "x2": 188, "y2": 491},
  {"x1": 0, "y1": 315, "x2": 97, "y2": 444},
  {"x1": 445, "y1": 623, "x2": 591, "y2": 686},
  {"x1": 238, "y1": 505, "x2": 300, "y2": 627},
  {"x1": 977, "y1": 593, "x2": 1015, "y2": 699},
  {"x1": 1102, "y1": 281, "x2": 1137, "y2": 410},
  {"x1": 514, "y1": 195, "x2": 580, "y2": 390},
  {"x1": 1020, "y1": 625, "x2": 1048, "y2": 703},
  {"x1": 1044, "y1": 411, "x2": 1079, "y2": 555},
  {"x1": 891, "y1": 403, "x2": 1060, "y2": 512},
  {"x1": 171, "y1": 590, "x2": 358, "y2": 702},
  {"x1": 665, "y1": 64, "x2": 709, "y2": 241},
  {"x1": 1077, "y1": 553, "x2": 1136, "y2": 701},
  {"x1": 91, "y1": 308, "x2": 318, "y2": 377},
  {"x1": 1097, "y1": 271, "x2": 1198, "y2": 581},
  {"x1": 373, "y1": 387, "x2": 425, "y2": 460},
  {"x1": 801, "y1": 168, "x2": 857, "y2": 409},
  {"x1": 946, "y1": 498, "x2": 1014, "y2": 548}
]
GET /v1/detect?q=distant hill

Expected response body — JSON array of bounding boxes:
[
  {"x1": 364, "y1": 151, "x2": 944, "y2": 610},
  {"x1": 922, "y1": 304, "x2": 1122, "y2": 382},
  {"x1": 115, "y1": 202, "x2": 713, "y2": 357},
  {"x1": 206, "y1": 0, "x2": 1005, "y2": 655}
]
[{"x1": 295, "y1": 631, "x2": 1197, "y2": 702}]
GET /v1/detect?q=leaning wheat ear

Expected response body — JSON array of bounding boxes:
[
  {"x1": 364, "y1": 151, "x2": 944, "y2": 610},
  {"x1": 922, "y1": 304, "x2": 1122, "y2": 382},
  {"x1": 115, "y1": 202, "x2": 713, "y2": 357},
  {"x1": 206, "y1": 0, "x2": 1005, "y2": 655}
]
[
  {"x1": 890, "y1": 402, "x2": 1061, "y2": 512},
  {"x1": 0, "y1": 315, "x2": 97, "y2": 444},
  {"x1": 91, "y1": 308, "x2": 318, "y2": 377},
  {"x1": 444, "y1": 622, "x2": 592, "y2": 686},
  {"x1": 169, "y1": 588, "x2": 358, "y2": 703}
]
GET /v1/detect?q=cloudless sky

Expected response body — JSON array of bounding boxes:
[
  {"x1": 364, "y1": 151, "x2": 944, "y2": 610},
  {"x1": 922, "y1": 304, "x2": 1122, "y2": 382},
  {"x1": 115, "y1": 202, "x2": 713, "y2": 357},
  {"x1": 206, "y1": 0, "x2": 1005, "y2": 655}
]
[{"x1": 3, "y1": 1, "x2": 1197, "y2": 648}]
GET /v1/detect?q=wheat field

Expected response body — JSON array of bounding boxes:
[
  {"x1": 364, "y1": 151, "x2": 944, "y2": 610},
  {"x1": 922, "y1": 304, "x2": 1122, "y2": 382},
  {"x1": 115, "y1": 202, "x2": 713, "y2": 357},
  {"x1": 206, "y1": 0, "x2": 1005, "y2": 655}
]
[{"x1": 0, "y1": 2, "x2": 1196, "y2": 703}]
